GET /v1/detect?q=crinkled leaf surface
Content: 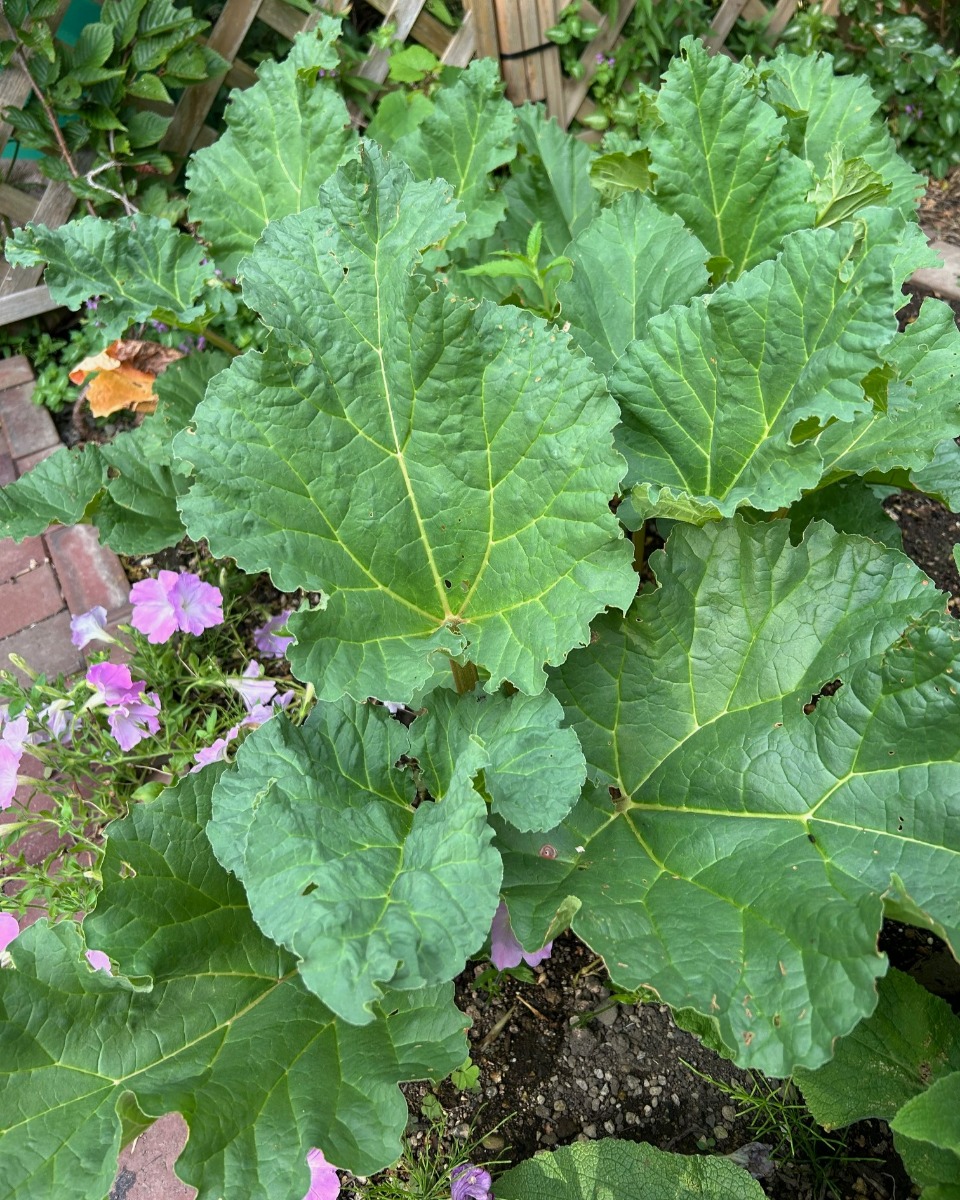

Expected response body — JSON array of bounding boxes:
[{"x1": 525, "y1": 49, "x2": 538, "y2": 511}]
[
  {"x1": 762, "y1": 49, "x2": 923, "y2": 217},
  {"x1": 176, "y1": 145, "x2": 635, "y2": 701},
  {"x1": 818, "y1": 299, "x2": 960, "y2": 486},
  {"x1": 557, "y1": 192, "x2": 709, "y2": 376},
  {"x1": 392, "y1": 58, "x2": 517, "y2": 253},
  {"x1": 496, "y1": 1138, "x2": 766, "y2": 1199},
  {"x1": 0, "y1": 444, "x2": 106, "y2": 540},
  {"x1": 497, "y1": 519, "x2": 960, "y2": 1073},
  {"x1": 92, "y1": 351, "x2": 227, "y2": 552},
  {"x1": 0, "y1": 771, "x2": 467, "y2": 1200},
  {"x1": 497, "y1": 105, "x2": 599, "y2": 258},
  {"x1": 795, "y1": 970, "x2": 960, "y2": 1129},
  {"x1": 6, "y1": 215, "x2": 210, "y2": 341},
  {"x1": 615, "y1": 213, "x2": 939, "y2": 523},
  {"x1": 186, "y1": 21, "x2": 354, "y2": 275},
  {"x1": 413, "y1": 685, "x2": 586, "y2": 832},
  {"x1": 207, "y1": 702, "x2": 502, "y2": 1023},
  {"x1": 648, "y1": 37, "x2": 814, "y2": 278}
]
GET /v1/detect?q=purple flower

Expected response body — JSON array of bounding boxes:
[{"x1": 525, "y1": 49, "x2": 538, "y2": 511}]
[
  {"x1": 0, "y1": 710, "x2": 29, "y2": 753},
  {"x1": 85, "y1": 297, "x2": 99, "y2": 311},
  {"x1": 107, "y1": 692, "x2": 161, "y2": 751},
  {"x1": 86, "y1": 662, "x2": 143, "y2": 706},
  {"x1": 489, "y1": 901, "x2": 552, "y2": 971},
  {"x1": 197, "y1": 336, "x2": 207, "y2": 351},
  {"x1": 0, "y1": 744, "x2": 20, "y2": 810},
  {"x1": 595, "y1": 52, "x2": 605, "y2": 63},
  {"x1": 190, "y1": 724, "x2": 241, "y2": 772},
  {"x1": 85, "y1": 949, "x2": 112, "y2": 974},
  {"x1": 450, "y1": 1163, "x2": 494, "y2": 1200},
  {"x1": 0, "y1": 912, "x2": 19, "y2": 954},
  {"x1": 70, "y1": 605, "x2": 116, "y2": 649},
  {"x1": 130, "y1": 571, "x2": 223, "y2": 643},
  {"x1": 303, "y1": 1147, "x2": 340, "y2": 1200},
  {"x1": 226, "y1": 661, "x2": 277, "y2": 712},
  {"x1": 253, "y1": 610, "x2": 294, "y2": 658},
  {"x1": 150, "y1": 320, "x2": 169, "y2": 332},
  {"x1": 37, "y1": 700, "x2": 76, "y2": 744}
]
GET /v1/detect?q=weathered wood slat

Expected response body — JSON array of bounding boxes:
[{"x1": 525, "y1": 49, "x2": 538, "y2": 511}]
[
  {"x1": 160, "y1": 0, "x2": 264, "y2": 160},
  {"x1": 358, "y1": 0, "x2": 434, "y2": 83},
  {"x1": 706, "y1": 0, "x2": 753, "y2": 50},
  {"x1": 0, "y1": 284, "x2": 57, "y2": 325},
  {"x1": 0, "y1": 179, "x2": 75, "y2": 297}
]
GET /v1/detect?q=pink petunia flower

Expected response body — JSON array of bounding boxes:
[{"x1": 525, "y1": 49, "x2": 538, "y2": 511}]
[
  {"x1": 70, "y1": 605, "x2": 117, "y2": 649},
  {"x1": 0, "y1": 744, "x2": 22, "y2": 811},
  {"x1": 226, "y1": 661, "x2": 278, "y2": 713},
  {"x1": 85, "y1": 949, "x2": 112, "y2": 974},
  {"x1": 36, "y1": 700, "x2": 76, "y2": 745},
  {"x1": 190, "y1": 725, "x2": 242, "y2": 773},
  {"x1": 130, "y1": 571, "x2": 223, "y2": 644},
  {"x1": 489, "y1": 901, "x2": 552, "y2": 971},
  {"x1": 0, "y1": 912, "x2": 19, "y2": 954},
  {"x1": 107, "y1": 692, "x2": 162, "y2": 752},
  {"x1": 86, "y1": 662, "x2": 143, "y2": 706},
  {"x1": 172, "y1": 572, "x2": 224, "y2": 636},
  {"x1": 304, "y1": 1148, "x2": 340, "y2": 1200},
  {"x1": 253, "y1": 609, "x2": 294, "y2": 658},
  {"x1": 0, "y1": 710, "x2": 29, "y2": 754}
]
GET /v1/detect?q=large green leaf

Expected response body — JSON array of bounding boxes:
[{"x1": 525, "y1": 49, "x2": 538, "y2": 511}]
[
  {"x1": 413, "y1": 685, "x2": 586, "y2": 832},
  {"x1": 762, "y1": 48, "x2": 923, "y2": 218},
  {"x1": 91, "y1": 351, "x2": 227, "y2": 552},
  {"x1": 496, "y1": 1139, "x2": 766, "y2": 1199},
  {"x1": 186, "y1": 21, "x2": 354, "y2": 275},
  {"x1": 5, "y1": 215, "x2": 211, "y2": 340},
  {"x1": 796, "y1": 970, "x2": 960, "y2": 1128},
  {"x1": 557, "y1": 192, "x2": 709, "y2": 376},
  {"x1": 392, "y1": 58, "x2": 517, "y2": 253},
  {"x1": 796, "y1": 968, "x2": 960, "y2": 1197},
  {"x1": 818, "y1": 299, "x2": 960, "y2": 488},
  {"x1": 497, "y1": 105, "x2": 599, "y2": 258},
  {"x1": 0, "y1": 444, "x2": 106, "y2": 540},
  {"x1": 176, "y1": 145, "x2": 636, "y2": 701},
  {"x1": 649, "y1": 37, "x2": 815, "y2": 278},
  {"x1": 615, "y1": 213, "x2": 940, "y2": 523},
  {"x1": 891, "y1": 1075, "x2": 960, "y2": 1195},
  {"x1": 207, "y1": 702, "x2": 502, "y2": 1024},
  {"x1": 496, "y1": 518, "x2": 960, "y2": 1074},
  {"x1": 0, "y1": 771, "x2": 468, "y2": 1200}
]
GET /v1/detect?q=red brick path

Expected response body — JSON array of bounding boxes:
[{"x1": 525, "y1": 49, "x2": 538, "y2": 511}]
[{"x1": 0, "y1": 356, "x2": 131, "y2": 681}]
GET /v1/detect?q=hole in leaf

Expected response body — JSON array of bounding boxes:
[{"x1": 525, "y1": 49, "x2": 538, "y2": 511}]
[
  {"x1": 802, "y1": 678, "x2": 842, "y2": 714},
  {"x1": 443, "y1": 579, "x2": 452, "y2": 589},
  {"x1": 302, "y1": 883, "x2": 317, "y2": 896}
]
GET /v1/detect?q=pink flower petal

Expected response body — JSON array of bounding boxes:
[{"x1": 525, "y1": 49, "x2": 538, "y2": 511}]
[
  {"x1": 85, "y1": 949, "x2": 112, "y2": 974},
  {"x1": 304, "y1": 1148, "x2": 340, "y2": 1200},
  {"x1": 130, "y1": 573, "x2": 181, "y2": 644},
  {"x1": 0, "y1": 912, "x2": 19, "y2": 954},
  {"x1": 170, "y1": 573, "x2": 223, "y2": 636},
  {"x1": 0, "y1": 743, "x2": 22, "y2": 810},
  {"x1": 86, "y1": 662, "x2": 143, "y2": 706}
]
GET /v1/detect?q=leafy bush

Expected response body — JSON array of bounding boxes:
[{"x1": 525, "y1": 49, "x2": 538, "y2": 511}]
[
  {"x1": 0, "y1": 0, "x2": 228, "y2": 214},
  {"x1": 1, "y1": 23, "x2": 959, "y2": 1198},
  {"x1": 783, "y1": 0, "x2": 960, "y2": 178}
]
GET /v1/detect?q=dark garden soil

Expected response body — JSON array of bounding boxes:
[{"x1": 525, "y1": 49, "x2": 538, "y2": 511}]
[{"x1": 918, "y1": 164, "x2": 960, "y2": 244}]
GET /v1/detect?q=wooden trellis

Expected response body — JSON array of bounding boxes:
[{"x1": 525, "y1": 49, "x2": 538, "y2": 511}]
[{"x1": 0, "y1": 0, "x2": 814, "y2": 325}]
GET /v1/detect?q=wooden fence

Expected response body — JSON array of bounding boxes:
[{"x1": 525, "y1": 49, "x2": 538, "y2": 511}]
[{"x1": 0, "y1": 0, "x2": 810, "y2": 325}]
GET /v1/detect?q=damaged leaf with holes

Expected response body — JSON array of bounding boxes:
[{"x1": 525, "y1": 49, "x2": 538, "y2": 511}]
[{"x1": 497, "y1": 518, "x2": 960, "y2": 1076}]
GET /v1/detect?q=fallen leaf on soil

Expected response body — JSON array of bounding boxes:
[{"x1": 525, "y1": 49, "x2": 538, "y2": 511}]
[{"x1": 70, "y1": 340, "x2": 184, "y2": 418}]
